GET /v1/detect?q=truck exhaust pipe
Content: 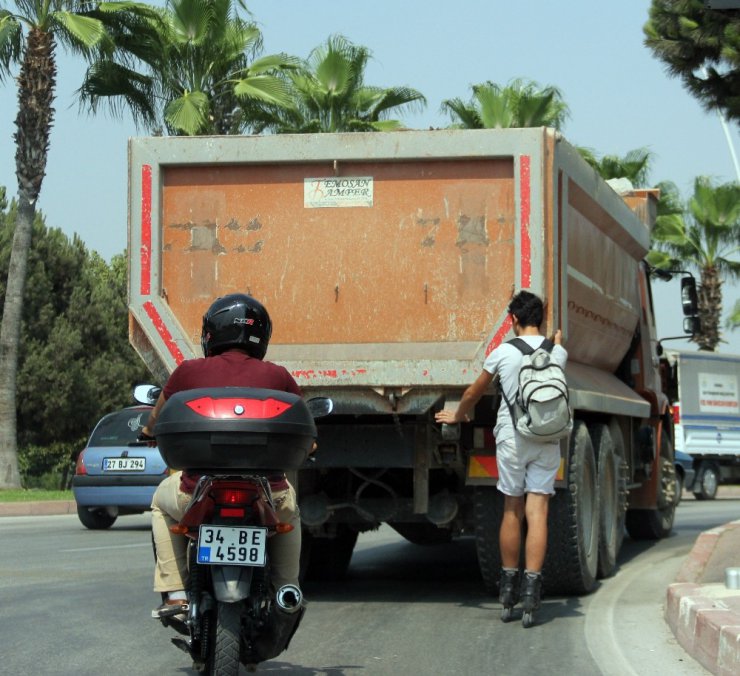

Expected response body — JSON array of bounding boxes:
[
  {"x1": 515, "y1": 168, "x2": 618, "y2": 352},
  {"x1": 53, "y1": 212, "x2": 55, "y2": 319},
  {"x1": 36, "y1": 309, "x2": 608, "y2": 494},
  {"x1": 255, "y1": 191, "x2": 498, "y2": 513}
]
[{"x1": 275, "y1": 584, "x2": 303, "y2": 614}]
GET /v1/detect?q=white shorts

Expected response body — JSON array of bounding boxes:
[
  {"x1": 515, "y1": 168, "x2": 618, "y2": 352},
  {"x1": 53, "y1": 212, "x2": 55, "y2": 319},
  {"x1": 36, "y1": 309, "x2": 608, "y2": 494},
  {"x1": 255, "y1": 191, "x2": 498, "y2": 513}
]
[{"x1": 495, "y1": 437, "x2": 560, "y2": 497}]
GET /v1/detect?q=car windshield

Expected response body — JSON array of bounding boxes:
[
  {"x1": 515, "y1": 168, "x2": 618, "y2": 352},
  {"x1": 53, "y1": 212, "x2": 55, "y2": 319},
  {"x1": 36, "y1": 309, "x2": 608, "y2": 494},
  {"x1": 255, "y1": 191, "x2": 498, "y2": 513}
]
[{"x1": 88, "y1": 409, "x2": 150, "y2": 447}]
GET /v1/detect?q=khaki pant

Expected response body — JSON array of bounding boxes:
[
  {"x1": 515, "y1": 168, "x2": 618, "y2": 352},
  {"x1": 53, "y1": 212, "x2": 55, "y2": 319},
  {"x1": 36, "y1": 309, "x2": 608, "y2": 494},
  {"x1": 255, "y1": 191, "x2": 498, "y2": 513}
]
[{"x1": 151, "y1": 472, "x2": 301, "y2": 593}]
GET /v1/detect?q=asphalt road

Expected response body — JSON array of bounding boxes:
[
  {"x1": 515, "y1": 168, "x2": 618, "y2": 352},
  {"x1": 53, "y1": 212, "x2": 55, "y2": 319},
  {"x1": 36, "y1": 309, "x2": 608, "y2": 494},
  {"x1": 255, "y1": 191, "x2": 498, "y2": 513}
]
[{"x1": 1, "y1": 497, "x2": 736, "y2": 675}]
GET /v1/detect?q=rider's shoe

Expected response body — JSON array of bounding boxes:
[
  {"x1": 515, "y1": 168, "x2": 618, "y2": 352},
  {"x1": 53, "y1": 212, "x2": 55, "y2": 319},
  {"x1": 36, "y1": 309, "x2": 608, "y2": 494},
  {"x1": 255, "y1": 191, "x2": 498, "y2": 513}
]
[{"x1": 152, "y1": 599, "x2": 189, "y2": 620}]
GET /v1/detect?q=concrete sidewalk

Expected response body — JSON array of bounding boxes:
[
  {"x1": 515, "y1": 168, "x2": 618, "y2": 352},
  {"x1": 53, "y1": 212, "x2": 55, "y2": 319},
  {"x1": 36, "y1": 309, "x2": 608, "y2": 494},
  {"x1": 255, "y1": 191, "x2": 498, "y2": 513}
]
[
  {"x1": 2, "y1": 493, "x2": 740, "y2": 674},
  {"x1": 666, "y1": 516, "x2": 740, "y2": 676}
]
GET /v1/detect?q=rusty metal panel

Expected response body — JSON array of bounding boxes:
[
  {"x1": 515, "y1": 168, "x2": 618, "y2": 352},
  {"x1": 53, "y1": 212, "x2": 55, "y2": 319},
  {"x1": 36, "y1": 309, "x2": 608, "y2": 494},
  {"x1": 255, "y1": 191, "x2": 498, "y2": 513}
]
[
  {"x1": 129, "y1": 130, "x2": 547, "y2": 391},
  {"x1": 549, "y1": 139, "x2": 652, "y2": 375},
  {"x1": 159, "y1": 159, "x2": 516, "y2": 348}
]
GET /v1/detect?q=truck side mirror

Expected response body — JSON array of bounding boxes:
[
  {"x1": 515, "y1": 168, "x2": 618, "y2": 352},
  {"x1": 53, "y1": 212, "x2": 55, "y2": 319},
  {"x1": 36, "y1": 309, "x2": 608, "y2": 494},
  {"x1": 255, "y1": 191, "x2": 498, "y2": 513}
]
[
  {"x1": 681, "y1": 277, "x2": 698, "y2": 316},
  {"x1": 683, "y1": 316, "x2": 701, "y2": 335}
]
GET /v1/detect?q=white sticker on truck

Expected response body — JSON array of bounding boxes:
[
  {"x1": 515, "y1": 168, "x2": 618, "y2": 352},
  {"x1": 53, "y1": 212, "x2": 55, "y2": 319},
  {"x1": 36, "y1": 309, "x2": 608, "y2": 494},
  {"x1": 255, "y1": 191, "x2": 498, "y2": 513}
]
[
  {"x1": 304, "y1": 177, "x2": 373, "y2": 208},
  {"x1": 698, "y1": 372, "x2": 739, "y2": 414}
]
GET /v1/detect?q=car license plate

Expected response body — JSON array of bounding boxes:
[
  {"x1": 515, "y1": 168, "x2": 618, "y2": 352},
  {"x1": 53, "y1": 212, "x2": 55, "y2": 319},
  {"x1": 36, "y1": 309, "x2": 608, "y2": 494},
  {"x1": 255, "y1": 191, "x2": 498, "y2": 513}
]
[
  {"x1": 103, "y1": 457, "x2": 146, "y2": 471},
  {"x1": 197, "y1": 526, "x2": 267, "y2": 566}
]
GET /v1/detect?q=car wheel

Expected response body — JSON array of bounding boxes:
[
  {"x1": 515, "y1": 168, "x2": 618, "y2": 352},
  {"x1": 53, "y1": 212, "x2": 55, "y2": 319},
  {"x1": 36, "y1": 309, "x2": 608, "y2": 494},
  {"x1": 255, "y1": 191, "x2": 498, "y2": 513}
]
[
  {"x1": 694, "y1": 463, "x2": 719, "y2": 501},
  {"x1": 77, "y1": 505, "x2": 117, "y2": 530}
]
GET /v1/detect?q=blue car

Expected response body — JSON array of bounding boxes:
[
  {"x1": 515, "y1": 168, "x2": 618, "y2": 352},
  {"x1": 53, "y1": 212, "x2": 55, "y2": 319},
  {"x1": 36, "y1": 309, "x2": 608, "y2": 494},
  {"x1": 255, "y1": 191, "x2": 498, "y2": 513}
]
[
  {"x1": 72, "y1": 405, "x2": 169, "y2": 529},
  {"x1": 674, "y1": 449, "x2": 696, "y2": 504}
]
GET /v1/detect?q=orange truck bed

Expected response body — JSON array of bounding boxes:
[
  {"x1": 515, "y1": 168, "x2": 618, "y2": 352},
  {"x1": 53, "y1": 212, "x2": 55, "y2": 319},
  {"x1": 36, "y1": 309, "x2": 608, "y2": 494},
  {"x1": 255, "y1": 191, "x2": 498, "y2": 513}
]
[{"x1": 128, "y1": 128, "x2": 652, "y2": 417}]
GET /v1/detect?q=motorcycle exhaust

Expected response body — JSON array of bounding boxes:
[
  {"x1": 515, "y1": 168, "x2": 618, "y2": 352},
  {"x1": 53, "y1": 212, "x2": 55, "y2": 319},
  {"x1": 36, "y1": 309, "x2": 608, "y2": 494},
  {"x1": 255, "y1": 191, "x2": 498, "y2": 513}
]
[{"x1": 275, "y1": 584, "x2": 303, "y2": 614}]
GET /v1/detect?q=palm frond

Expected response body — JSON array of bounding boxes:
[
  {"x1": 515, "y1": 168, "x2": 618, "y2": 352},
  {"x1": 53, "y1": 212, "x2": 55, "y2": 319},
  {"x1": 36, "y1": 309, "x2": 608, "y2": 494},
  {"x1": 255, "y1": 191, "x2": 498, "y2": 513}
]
[{"x1": 164, "y1": 89, "x2": 209, "y2": 135}]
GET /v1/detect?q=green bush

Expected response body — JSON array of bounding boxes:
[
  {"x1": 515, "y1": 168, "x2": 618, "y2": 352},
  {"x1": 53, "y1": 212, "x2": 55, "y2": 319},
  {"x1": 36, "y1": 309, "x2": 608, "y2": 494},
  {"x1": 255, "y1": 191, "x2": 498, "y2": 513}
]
[{"x1": 18, "y1": 442, "x2": 78, "y2": 490}]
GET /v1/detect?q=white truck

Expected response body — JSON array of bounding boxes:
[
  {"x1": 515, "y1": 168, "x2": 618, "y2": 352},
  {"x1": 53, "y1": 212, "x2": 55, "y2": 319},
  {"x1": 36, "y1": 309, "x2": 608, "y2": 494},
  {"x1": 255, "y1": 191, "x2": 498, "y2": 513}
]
[{"x1": 667, "y1": 350, "x2": 740, "y2": 499}]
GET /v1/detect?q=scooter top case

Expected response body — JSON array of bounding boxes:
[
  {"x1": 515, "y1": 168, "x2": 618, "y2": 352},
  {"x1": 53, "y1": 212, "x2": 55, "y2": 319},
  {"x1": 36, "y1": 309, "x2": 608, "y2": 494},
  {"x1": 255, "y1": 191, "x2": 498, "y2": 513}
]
[{"x1": 154, "y1": 387, "x2": 316, "y2": 472}]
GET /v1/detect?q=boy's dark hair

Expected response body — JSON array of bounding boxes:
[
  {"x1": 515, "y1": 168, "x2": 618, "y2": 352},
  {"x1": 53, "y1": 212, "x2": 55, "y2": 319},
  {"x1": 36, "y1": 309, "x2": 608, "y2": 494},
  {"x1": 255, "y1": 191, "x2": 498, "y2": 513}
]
[{"x1": 508, "y1": 290, "x2": 543, "y2": 328}]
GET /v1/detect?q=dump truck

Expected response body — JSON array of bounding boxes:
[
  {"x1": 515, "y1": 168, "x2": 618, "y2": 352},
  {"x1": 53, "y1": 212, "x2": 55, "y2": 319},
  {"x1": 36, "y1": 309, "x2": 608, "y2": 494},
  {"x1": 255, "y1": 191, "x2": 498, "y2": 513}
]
[
  {"x1": 665, "y1": 350, "x2": 740, "y2": 500},
  {"x1": 127, "y1": 128, "x2": 692, "y2": 595}
]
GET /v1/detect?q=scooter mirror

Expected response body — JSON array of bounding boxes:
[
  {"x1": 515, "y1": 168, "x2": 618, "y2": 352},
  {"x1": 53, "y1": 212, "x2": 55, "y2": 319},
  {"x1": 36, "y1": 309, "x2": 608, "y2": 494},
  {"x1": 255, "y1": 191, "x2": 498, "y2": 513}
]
[
  {"x1": 133, "y1": 384, "x2": 162, "y2": 406},
  {"x1": 306, "y1": 397, "x2": 334, "y2": 418}
]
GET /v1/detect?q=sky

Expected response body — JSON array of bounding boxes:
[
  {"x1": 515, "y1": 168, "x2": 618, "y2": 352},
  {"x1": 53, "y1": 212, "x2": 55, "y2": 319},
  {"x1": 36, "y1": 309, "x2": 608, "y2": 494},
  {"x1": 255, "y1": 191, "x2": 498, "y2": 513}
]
[{"x1": 0, "y1": 0, "x2": 738, "y2": 353}]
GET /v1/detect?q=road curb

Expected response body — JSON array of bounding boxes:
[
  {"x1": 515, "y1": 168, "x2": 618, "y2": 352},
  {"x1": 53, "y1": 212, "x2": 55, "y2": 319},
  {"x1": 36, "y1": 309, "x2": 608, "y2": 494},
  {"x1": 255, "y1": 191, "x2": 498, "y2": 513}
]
[
  {"x1": 666, "y1": 520, "x2": 740, "y2": 676},
  {"x1": 0, "y1": 500, "x2": 77, "y2": 516}
]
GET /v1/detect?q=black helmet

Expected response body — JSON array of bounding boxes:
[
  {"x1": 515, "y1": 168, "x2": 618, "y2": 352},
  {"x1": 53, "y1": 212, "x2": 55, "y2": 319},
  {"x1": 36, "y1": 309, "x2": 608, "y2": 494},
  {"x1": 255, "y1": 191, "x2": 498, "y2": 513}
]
[{"x1": 201, "y1": 294, "x2": 272, "y2": 359}]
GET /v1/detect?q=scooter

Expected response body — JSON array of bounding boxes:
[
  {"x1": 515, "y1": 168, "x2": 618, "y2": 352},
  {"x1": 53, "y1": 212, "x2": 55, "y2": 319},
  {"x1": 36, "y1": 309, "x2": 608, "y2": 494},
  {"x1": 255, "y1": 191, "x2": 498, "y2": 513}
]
[{"x1": 137, "y1": 385, "x2": 331, "y2": 674}]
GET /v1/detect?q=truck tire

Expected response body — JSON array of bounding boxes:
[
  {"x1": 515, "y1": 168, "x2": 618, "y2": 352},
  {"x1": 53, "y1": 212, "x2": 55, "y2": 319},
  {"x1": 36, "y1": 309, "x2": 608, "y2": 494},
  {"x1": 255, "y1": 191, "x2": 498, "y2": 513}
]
[
  {"x1": 301, "y1": 526, "x2": 358, "y2": 581},
  {"x1": 543, "y1": 420, "x2": 600, "y2": 595},
  {"x1": 77, "y1": 505, "x2": 117, "y2": 530},
  {"x1": 473, "y1": 487, "x2": 505, "y2": 594},
  {"x1": 693, "y1": 462, "x2": 719, "y2": 501},
  {"x1": 675, "y1": 469, "x2": 684, "y2": 504},
  {"x1": 389, "y1": 522, "x2": 453, "y2": 546},
  {"x1": 589, "y1": 422, "x2": 625, "y2": 579},
  {"x1": 625, "y1": 431, "x2": 676, "y2": 540}
]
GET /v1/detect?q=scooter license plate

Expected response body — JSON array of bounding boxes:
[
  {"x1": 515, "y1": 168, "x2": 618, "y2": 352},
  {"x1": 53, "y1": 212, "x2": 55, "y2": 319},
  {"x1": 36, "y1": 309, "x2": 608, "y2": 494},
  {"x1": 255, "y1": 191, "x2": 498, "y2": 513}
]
[{"x1": 197, "y1": 525, "x2": 267, "y2": 566}]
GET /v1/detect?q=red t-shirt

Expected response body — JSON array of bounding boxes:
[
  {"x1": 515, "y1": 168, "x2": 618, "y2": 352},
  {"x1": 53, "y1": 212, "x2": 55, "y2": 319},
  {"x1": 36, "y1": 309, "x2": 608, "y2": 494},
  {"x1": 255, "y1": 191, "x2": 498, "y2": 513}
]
[{"x1": 163, "y1": 350, "x2": 301, "y2": 493}]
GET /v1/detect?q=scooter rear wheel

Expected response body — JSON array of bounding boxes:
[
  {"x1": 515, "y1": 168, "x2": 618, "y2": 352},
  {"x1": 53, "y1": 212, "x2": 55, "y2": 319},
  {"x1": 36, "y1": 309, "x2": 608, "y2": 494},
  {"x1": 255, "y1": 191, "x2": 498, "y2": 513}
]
[{"x1": 207, "y1": 601, "x2": 242, "y2": 676}]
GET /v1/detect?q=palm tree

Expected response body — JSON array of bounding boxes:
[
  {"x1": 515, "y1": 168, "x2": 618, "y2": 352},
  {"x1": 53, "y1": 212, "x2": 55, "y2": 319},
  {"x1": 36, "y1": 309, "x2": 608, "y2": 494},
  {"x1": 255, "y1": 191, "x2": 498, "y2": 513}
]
[
  {"x1": 578, "y1": 147, "x2": 653, "y2": 187},
  {"x1": 256, "y1": 34, "x2": 426, "y2": 134},
  {"x1": 647, "y1": 177, "x2": 740, "y2": 351},
  {"x1": 79, "y1": 0, "x2": 299, "y2": 136},
  {"x1": 0, "y1": 1, "x2": 112, "y2": 489},
  {"x1": 728, "y1": 299, "x2": 740, "y2": 331},
  {"x1": 644, "y1": 0, "x2": 740, "y2": 123},
  {"x1": 441, "y1": 79, "x2": 569, "y2": 130}
]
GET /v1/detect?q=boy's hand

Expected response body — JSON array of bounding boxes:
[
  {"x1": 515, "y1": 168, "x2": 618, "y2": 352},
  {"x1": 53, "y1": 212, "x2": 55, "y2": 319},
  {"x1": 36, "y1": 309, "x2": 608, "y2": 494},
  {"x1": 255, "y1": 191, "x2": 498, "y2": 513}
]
[
  {"x1": 435, "y1": 409, "x2": 469, "y2": 424},
  {"x1": 552, "y1": 329, "x2": 562, "y2": 345}
]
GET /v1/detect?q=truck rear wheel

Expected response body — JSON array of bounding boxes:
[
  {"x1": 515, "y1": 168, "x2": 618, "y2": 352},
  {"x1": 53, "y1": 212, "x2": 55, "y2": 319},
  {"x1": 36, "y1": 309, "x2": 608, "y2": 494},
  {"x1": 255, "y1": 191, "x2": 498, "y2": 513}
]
[
  {"x1": 301, "y1": 526, "x2": 358, "y2": 581},
  {"x1": 625, "y1": 431, "x2": 676, "y2": 540},
  {"x1": 590, "y1": 422, "x2": 625, "y2": 579},
  {"x1": 544, "y1": 421, "x2": 600, "y2": 595},
  {"x1": 473, "y1": 487, "x2": 505, "y2": 595},
  {"x1": 693, "y1": 462, "x2": 719, "y2": 500}
]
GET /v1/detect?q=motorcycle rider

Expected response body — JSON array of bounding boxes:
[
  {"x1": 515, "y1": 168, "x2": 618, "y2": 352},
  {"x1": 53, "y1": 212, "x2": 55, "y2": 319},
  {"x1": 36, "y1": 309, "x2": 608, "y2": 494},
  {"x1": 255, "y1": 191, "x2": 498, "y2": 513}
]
[{"x1": 142, "y1": 293, "x2": 303, "y2": 619}]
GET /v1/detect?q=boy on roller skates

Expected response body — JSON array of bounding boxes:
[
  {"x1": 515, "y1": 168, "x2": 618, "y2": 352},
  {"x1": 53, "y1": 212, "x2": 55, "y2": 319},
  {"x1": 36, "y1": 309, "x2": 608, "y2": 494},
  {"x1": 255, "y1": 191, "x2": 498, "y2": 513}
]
[{"x1": 435, "y1": 291, "x2": 569, "y2": 627}]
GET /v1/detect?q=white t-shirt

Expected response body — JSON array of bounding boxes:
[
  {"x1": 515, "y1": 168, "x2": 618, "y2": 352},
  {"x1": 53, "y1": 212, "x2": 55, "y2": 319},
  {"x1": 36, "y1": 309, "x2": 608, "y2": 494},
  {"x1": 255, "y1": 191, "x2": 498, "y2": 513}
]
[{"x1": 483, "y1": 335, "x2": 568, "y2": 444}]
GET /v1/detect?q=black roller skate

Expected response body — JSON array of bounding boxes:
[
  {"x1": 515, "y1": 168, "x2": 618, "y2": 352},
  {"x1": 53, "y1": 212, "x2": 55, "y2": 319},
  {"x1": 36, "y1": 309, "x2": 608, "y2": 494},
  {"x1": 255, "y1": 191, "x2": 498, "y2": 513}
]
[
  {"x1": 520, "y1": 571, "x2": 542, "y2": 628},
  {"x1": 498, "y1": 568, "x2": 520, "y2": 622}
]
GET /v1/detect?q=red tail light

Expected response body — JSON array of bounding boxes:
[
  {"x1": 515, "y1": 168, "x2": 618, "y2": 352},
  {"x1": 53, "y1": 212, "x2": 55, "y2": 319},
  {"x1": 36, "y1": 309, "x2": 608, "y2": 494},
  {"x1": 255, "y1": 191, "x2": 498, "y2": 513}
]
[
  {"x1": 212, "y1": 483, "x2": 260, "y2": 519},
  {"x1": 75, "y1": 451, "x2": 88, "y2": 476},
  {"x1": 185, "y1": 396, "x2": 292, "y2": 419},
  {"x1": 672, "y1": 403, "x2": 681, "y2": 425},
  {"x1": 212, "y1": 486, "x2": 253, "y2": 505}
]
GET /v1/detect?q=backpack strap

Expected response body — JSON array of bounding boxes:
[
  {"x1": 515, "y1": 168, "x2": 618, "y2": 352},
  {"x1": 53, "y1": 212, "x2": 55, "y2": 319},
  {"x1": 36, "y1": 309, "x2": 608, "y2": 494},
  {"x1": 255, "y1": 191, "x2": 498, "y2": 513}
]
[
  {"x1": 502, "y1": 338, "x2": 531, "y2": 418},
  {"x1": 506, "y1": 337, "x2": 534, "y2": 355},
  {"x1": 539, "y1": 338, "x2": 555, "y2": 353},
  {"x1": 507, "y1": 337, "x2": 555, "y2": 354}
]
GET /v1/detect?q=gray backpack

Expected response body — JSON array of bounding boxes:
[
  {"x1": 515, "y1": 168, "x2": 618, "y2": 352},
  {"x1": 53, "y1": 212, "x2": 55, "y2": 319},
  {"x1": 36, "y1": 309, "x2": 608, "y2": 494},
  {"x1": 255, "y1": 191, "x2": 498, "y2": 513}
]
[{"x1": 502, "y1": 338, "x2": 572, "y2": 442}]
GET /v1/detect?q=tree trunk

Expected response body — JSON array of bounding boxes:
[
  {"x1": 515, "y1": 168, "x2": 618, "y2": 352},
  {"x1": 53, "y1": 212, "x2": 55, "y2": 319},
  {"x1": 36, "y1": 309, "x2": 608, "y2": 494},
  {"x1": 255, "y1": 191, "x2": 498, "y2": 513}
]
[
  {"x1": 694, "y1": 266, "x2": 722, "y2": 351},
  {"x1": 0, "y1": 28, "x2": 56, "y2": 489},
  {"x1": 0, "y1": 199, "x2": 35, "y2": 488}
]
